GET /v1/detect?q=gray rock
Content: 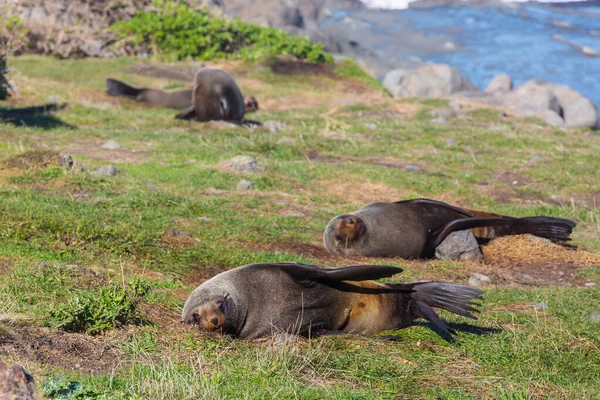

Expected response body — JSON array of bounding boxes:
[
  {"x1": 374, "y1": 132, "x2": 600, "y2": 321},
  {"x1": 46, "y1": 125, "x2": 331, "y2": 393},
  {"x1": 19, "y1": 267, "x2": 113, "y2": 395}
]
[
  {"x1": 435, "y1": 230, "x2": 483, "y2": 261},
  {"x1": 588, "y1": 313, "x2": 600, "y2": 322},
  {"x1": 550, "y1": 83, "x2": 599, "y2": 128},
  {"x1": 485, "y1": 74, "x2": 513, "y2": 93},
  {"x1": 94, "y1": 165, "x2": 118, "y2": 176},
  {"x1": 539, "y1": 109, "x2": 565, "y2": 127},
  {"x1": 80, "y1": 40, "x2": 111, "y2": 58},
  {"x1": 277, "y1": 136, "x2": 293, "y2": 144},
  {"x1": 46, "y1": 95, "x2": 63, "y2": 105},
  {"x1": 0, "y1": 361, "x2": 37, "y2": 399},
  {"x1": 531, "y1": 302, "x2": 549, "y2": 311},
  {"x1": 429, "y1": 107, "x2": 457, "y2": 119},
  {"x1": 468, "y1": 273, "x2": 491, "y2": 287},
  {"x1": 431, "y1": 116, "x2": 447, "y2": 124},
  {"x1": 502, "y1": 80, "x2": 562, "y2": 119},
  {"x1": 146, "y1": 182, "x2": 160, "y2": 191},
  {"x1": 28, "y1": 6, "x2": 47, "y2": 23},
  {"x1": 364, "y1": 122, "x2": 377, "y2": 130},
  {"x1": 236, "y1": 179, "x2": 254, "y2": 190},
  {"x1": 7, "y1": 80, "x2": 19, "y2": 95},
  {"x1": 263, "y1": 120, "x2": 288, "y2": 134},
  {"x1": 227, "y1": 155, "x2": 265, "y2": 173},
  {"x1": 584, "y1": 282, "x2": 597, "y2": 287},
  {"x1": 384, "y1": 63, "x2": 477, "y2": 98},
  {"x1": 102, "y1": 140, "x2": 120, "y2": 150},
  {"x1": 403, "y1": 164, "x2": 420, "y2": 171},
  {"x1": 523, "y1": 274, "x2": 534, "y2": 281}
]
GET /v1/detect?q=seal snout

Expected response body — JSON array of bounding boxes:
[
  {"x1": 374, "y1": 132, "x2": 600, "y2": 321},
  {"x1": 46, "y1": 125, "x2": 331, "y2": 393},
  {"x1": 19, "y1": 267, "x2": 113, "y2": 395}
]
[
  {"x1": 334, "y1": 215, "x2": 364, "y2": 245},
  {"x1": 184, "y1": 301, "x2": 226, "y2": 332}
]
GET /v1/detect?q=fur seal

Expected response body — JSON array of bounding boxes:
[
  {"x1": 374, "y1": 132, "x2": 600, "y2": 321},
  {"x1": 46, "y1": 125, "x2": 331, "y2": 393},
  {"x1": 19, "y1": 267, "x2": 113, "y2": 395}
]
[
  {"x1": 182, "y1": 262, "x2": 483, "y2": 339},
  {"x1": 106, "y1": 69, "x2": 257, "y2": 119},
  {"x1": 324, "y1": 198, "x2": 576, "y2": 259}
]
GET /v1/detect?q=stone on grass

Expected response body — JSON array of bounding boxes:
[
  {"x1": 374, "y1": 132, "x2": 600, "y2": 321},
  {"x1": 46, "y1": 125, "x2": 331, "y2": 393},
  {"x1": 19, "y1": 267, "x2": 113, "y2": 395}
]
[
  {"x1": 277, "y1": 136, "x2": 293, "y2": 144},
  {"x1": 588, "y1": 313, "x2": 600, "y2": 322},
  {"x1": 429, "y1": 107, "x2": 457, "y2": 119},
  {"x1": 435, "y1": 230, "x2": 483, "y2": 261},
  {"x1": 0, "y1": 361, "x2": 37, "y2": 400},
  {"x1": 93, "y1": 164, "x2": 118, "y2": 176},
  {"x1": 263, "y1": 120, "x2": 288, "y2": 134},
  {"x1": 364, "y1": 122, "x2": 377, "y2": 130},
  {"x1": 468, "y1": 273, "x2": 491, "y2": 287},
  {"x1": 384, "y1": 63, "x2": 477, "y2": 98},
  {"x1": 101, "y1": 140, "x2": 120, "y2": 150},
  {"x1": 236, "y1": 179, "x2": 254, "y2": 191},
  {"x1": 531, "y1": 302, "x2": 549, "y2": 311},
  {"x1": 227, "y1": 155, "x2": 264, "y2": 173}
]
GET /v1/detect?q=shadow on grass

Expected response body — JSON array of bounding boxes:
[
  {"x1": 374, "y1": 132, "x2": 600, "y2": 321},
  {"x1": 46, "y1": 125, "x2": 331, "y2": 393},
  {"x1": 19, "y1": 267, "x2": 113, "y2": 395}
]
[
  {"x1": 414, "y1": 320, "x2": 502, "y2": 343},
  {"x1": 0, "y1": 103, "x2": 74, "y2": 130}
]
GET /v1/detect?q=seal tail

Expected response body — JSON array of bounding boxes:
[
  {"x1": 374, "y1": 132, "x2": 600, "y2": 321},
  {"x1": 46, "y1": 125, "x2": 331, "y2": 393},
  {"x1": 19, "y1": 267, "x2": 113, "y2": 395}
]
[
  {"x1": 106, "y1": 78, "x2": 142, "y2": 99},
  {"x1": 406, "y1": 282, "x2": 484, "y2": 334}
]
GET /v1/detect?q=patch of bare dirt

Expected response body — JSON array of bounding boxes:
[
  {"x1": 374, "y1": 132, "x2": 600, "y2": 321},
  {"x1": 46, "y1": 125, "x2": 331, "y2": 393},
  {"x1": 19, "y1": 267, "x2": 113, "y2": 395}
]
[
  {"x1": 64, "y1": 139, "x2": 147, "y2": 164},
  {"x1": 0, "y1": 325, "x2": 122, "y2": 376}
]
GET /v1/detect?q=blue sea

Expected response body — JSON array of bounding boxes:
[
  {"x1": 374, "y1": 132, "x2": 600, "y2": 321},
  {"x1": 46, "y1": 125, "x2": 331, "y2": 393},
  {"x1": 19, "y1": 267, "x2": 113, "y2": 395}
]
[{"x1": 330, "y1": 2, "x2": 600, "y2": 107}]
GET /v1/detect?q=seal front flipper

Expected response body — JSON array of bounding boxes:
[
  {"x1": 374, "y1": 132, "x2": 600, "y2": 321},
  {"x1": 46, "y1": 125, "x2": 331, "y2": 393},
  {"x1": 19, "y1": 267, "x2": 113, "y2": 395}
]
[
  {"x1": 106, "y1": 78, "x2": 142, "y2": 99},
  {"x1": 271, "y1": 262, "x2": 403, "y2": 282},
  {"x1": 175, "y1": 106, "x2": 197, "y2": 120}
]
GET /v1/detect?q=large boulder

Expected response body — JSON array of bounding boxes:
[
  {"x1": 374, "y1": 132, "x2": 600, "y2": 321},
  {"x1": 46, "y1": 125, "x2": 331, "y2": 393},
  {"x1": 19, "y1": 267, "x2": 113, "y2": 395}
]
[
  {"x1": 550, "y1": 83, "x2": 599, "y2": 128},
  {"x1": 383, "y1": 63, "x2": 477, "y2": 98},
  {"x1": 485, "y1": 73, "x2": 512, "y2": 93}
]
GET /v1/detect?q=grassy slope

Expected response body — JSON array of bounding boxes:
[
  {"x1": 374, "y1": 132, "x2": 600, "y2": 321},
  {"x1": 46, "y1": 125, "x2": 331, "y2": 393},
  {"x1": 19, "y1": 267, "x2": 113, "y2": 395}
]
[{"x1": 0, "y1": 56, "x2": 599, "y2": 399}]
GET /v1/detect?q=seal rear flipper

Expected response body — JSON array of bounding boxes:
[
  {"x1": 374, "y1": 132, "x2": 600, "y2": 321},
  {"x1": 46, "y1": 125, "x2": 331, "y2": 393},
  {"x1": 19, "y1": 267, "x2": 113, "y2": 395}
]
[
  {"x1": 175, "y1": 107, "x2": 197, "y2": 121},
  {"x1": 415, "y1": 301, "x2": 455, "y2": 335},
  {"x1": 410, "y1": 282, "x2": 484, "y2": 320},
  {"x1": 272, "y1": 262, "x2": 403, "y2": 282},
  {"x1": 106, "y1": 78, "x2": 142, "y2": 99}
]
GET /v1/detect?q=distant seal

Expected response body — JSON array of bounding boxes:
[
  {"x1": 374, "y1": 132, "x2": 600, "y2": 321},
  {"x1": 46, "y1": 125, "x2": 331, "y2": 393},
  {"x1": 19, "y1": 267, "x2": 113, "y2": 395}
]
[
  {"x1": 174, "y1": 67, "x2": 245, "y2": 122},
  {"x1": 324, "y1": 198, "x2": 576, "y2": 259},
  {"x1": 181, "y1": 262, "x2": 483, "y2": 339}
]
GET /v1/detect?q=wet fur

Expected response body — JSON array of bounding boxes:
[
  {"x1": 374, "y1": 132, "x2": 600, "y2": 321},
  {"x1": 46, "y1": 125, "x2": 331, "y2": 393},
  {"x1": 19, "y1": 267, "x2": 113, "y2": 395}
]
[
  {"x1": 182, "y1": 263, "x2": 483, "y2": 339},
  {"x1": 323, "y1": 198, "x2": 576, "y2": 258}
]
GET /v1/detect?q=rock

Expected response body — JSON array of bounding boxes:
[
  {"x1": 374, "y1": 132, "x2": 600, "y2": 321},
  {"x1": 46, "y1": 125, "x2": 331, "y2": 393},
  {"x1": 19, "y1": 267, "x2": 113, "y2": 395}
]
[
  {"x1": 528, "y1": 155, "x2": 544, "y2": 165},
  {"x1": 429, "y1": 107, "x2": 456, "y2": 119},
  {"x1": 384, "y1": 63, "x2": 477, "y2": 98},
  {"x1": 435, "y1": 230, "x2": 483, "y2": 261},
  {"x1": 80, "y1": 40, "x2": 111, "y2": 58},
  {"x1": 46, "y1": 95, "x2": 63, "y2": 105},
  {"x1": 550, "y1": 83, "x2": 599, "y2": 128},
  {"x1": 0, "y1": 361, "x2": 37, "y2": 400},
  {"x1": 209, "y1": 120, "x2": 240, "y2": 130},
  {"x1": 263, "y1": 120, "x2": 288, "y2": 134},
  {"x1": 338, "y1": 99, "x2": 357, "y2": 106},
  {"x1": 60, "y1": 154, "x2": 74, "y2": 170},
  {"x1": 403, "y1": 164, "x2": 420, "y2": 171},
  {"x1": 468, "y1": 273, "x2": 491, "y2": 287},
  {"x1": 584, "y1": 282, "x2": 597, "y2": 287},
  {"x1": 364, "y1": 122, "x2": 377, "y2": 130},
  {"x1": 146, "y1": 182, "x2": 160, "y2": 191},
  {"x1": 449, "y1": 99, "x2": 461, "y2": 111},
  {"x1": 531, "y1": 302, "x2": 549, "y2": 311},
  {"x1": 277, "y1": 136, "x2": 293, "y2": 144},
  {"x1": 502, "y1": 80, "x2": 561, "y2": 119},
  {"x1": 227, "y1": 155, "x2": 265, "y2": 173},
  {"x1": 93, "y1": 164, "x2": 118, "y2": 176},
  {"x1": 101, "y1": 140, "x2": 120, "y2": 150},
  {"x1": 539, "y1": 109, "x2": 565, "y2": 127},
  {"x1": 589, "y1": 313, "x2": 600, "y2": 322},
  {"x1": 522, "y1": 274, "x2": 534, "y2": 281},
  {"x1": 485, "y1": 74, "x2": 513, "y2": 93},
  {"x1": 431, "y1": 117, "x2": 447, "y2": 124},
  {"x1": 236, "y1": 179, "x2": 254, "y2": 190},
  {"x1": 7, "y1": 80, "x2": 19, "y2": 95}
]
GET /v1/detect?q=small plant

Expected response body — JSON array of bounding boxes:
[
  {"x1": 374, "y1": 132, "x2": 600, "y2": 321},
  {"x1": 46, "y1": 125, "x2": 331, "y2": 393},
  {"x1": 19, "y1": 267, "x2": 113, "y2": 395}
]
[
  {"x1": 112, "y1": 4, "x2": 332, "y2": 63},
  {"x1": 43, "y1": 377, "x2": 134, "y2": 400},
  {"x1": 48, "y1": 279, "x2": 151, "y2": 335}
]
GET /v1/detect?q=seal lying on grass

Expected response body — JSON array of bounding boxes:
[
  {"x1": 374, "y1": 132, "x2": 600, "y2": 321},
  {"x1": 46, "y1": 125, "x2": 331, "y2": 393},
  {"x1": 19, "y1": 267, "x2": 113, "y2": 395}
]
[
  {"x1": 107, "y1": 68, "x2": 257, "y2": 119},
  {"x1": 324, "y1": 198, "x2": 576, "y2": 259},
  {"x1": 182, "y1": 262, "x2": 483, "y2": 339}
]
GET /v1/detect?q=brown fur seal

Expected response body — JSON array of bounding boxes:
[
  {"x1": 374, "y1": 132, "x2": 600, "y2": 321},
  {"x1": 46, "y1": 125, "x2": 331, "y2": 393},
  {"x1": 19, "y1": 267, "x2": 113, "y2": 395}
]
[
  {"x1": 324, "y1": 198, "x2": 576, "y2": 259},
  {"x1": 182, "y1": 262, "x2": 483, "y2": 339},
  {"x1": 174, "y1": 67, "x2": 245, "y2": 122}
]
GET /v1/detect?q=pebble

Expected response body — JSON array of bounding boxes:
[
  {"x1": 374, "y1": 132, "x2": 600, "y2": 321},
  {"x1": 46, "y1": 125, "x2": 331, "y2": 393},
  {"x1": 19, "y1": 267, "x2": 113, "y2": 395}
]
[
  {"x1": 584, "y1": 282, "x2": 597, "y2": 287},
  {"x1": 588, "y1": 313, "x2": 600, "y2": 322},
  {"x1": 46, "y1": 95, "x2": 63, "y2": 104},
  {"x1": 227, "y1": 155, "x2": 264, "y2": 173},
  {"x1": 277, "y1": 136, "x2": 293, "y2": 144},
  {"x1": 146, "y1": 182, "x2": 160, "y2": 191},
  {"x1": 236, "y1": 179, "x2": 254, "y2": 191},
  {"x1": 531, "y1": 302, "x2": 549, "y2": 311},
  {"x1": 263, "y1": 120, "x2": 288, "y2": 134},
  {"x1": 102, "y1": 140, "x2": 120, "y2": 150},
  {"x1": 404, "y1": 164, "x2": 420, "y2": 172},
  {"x1": 523, "y1": 274, "x2": 534, "y2": 281},
  {"x1": 93, "y1": 164, "x2": 118, "y2": 176},
  {"x1": 364, "y1": 122, "x2": 377, "y2": 130},
  {"x1": 468, "y1": 273, "x2": 491, "y2": 287},
  {"x1": 436, "y1": 230, "x2": 483, "y2": 261}
]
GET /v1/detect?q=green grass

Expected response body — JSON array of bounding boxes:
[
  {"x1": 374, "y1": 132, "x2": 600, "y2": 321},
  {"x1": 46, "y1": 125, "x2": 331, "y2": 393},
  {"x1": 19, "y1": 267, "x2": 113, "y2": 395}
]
[{"x1": 0, "y1": 56, "x2": 599, "y2": 399}]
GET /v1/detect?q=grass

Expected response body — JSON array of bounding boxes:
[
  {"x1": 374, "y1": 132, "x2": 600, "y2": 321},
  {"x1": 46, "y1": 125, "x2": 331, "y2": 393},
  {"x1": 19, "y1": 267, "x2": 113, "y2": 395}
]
[{"x1": 0, "y1": 55, "x2": 599, "y2": 399}]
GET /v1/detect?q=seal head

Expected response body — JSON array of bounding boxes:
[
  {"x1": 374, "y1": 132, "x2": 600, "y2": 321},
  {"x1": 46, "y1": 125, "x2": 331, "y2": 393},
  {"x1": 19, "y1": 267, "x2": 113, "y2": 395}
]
[
  {"x1": 182, "y1": 284, "x2": 243, "y2": 335},
  {"x1": 323, "y1": 214, "x2": 368, "y2": 255}
]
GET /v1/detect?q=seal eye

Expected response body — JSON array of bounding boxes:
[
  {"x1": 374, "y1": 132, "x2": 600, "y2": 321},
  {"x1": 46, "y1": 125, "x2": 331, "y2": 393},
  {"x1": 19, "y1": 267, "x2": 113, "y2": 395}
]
[{"x1": 346, "y1": 217, "x2": 355, "y2": 225}]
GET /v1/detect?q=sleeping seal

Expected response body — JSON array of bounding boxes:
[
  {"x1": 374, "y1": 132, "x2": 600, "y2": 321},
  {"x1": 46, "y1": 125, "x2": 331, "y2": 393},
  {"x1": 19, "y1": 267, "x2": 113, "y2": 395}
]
[
  {"x1": 106, "y1": 68, "x2": 256, "y2": 119},
  {"x1": 323, "y1": 198, "x2": 576, "y2": 259},
  {"x1": 181, "y1": 262, "x2": 483, "y2": 339}
]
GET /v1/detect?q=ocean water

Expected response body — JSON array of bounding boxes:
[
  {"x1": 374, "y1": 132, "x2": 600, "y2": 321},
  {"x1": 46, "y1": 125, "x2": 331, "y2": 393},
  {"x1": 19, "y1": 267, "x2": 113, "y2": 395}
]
[{"x1": 344, "y1": 3, "x2": 600, "y2": 107}]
